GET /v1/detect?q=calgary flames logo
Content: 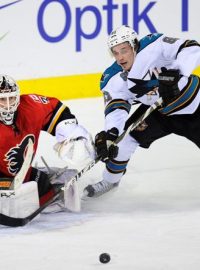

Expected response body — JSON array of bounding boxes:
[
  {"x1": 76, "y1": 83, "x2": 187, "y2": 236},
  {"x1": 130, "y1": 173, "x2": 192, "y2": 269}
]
[{"x1": 4, "y1": 135, "x2": 35, "y2": 175}]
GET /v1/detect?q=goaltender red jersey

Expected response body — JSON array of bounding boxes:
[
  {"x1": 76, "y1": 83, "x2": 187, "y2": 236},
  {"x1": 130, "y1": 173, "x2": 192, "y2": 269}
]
[{"x1": 0, "y1": 94, "x2": 75, "y2": 179}]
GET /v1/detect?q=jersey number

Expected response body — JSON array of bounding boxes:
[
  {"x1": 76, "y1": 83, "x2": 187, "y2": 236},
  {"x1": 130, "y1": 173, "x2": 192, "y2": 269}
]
[
  {"x1": 163, "y1": 37, "x2": 179, "y2": 44},
  {"x1": 29, "y1": 94, "x2": 49, "y2": 104}
]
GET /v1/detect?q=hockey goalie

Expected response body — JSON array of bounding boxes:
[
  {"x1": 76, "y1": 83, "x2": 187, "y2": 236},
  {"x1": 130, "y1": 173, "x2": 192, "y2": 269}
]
[{"x1": 0, "y1": 74, "x2": 95, "y2": 224}]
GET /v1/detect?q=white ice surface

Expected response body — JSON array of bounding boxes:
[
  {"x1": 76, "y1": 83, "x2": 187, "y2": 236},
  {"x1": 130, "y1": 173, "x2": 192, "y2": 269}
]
[{"x1": 1, "y1": 97, "x2": 200, "y2": 270}]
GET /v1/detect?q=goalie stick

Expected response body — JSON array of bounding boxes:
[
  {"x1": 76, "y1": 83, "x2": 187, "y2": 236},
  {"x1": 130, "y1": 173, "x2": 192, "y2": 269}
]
[{"x1": 0, "y1": 98, "x2": 162, "y2": 227}]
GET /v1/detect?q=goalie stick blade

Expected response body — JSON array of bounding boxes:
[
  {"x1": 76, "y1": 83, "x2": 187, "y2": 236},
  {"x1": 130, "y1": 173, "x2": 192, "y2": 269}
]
[{"x1": 0, "y1": 213, "x2": 29, "y2": 227}]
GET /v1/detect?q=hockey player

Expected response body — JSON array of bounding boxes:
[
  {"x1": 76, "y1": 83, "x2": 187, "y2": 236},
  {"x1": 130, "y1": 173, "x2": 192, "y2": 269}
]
[
  {"x1": 84, "y1": 25, "x2": 200, "y2": 197},
  {"x1": 0, "y1": 74, "x2": 95, "y2": 217}
]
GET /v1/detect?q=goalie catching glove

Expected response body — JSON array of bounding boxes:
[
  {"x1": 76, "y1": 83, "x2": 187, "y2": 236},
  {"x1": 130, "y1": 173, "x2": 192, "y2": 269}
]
[
  {"x1": 95, "y1": 127, "x2": 119, "y2": 163},
  {"x1": 158, "y1": 67, "x2": 181, "y2": 107},
  {"x1": 54, "y1": 119, "x2": 96, "y2": 167}
]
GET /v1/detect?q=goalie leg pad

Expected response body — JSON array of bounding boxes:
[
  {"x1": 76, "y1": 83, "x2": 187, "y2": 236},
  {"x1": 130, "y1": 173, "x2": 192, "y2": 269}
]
[
  {"x1": 42, "y1": 168, "x2": 79, "y2": 213},
  {"x1": 0, "y1": 182, "x2": 39, "y2": 218}
]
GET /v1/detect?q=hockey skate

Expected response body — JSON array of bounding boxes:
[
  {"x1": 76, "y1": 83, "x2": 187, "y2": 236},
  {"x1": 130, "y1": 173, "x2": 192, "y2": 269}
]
[{"x1": 84, "y1": 179, "x2": 119, "y2": 198}]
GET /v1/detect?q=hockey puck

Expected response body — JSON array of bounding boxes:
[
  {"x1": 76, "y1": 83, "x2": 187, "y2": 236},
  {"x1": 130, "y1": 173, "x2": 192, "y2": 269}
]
[{"x1": 99, "y1": 253, "x2": 111, "y2": 264}]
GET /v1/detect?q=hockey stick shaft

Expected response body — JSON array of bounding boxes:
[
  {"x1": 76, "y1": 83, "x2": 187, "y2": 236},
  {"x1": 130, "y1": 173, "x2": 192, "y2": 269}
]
[
  {"x1": 63, "y1": 98, "x2": 163, "y2": 189},
  {"x1": 114, "y1": 97, "x2": 163, "y2": 144}
]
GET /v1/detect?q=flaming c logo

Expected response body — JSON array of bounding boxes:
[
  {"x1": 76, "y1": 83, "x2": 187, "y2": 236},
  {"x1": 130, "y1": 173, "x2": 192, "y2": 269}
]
[{"x1": 5, "y1": 135, "x2": 34, "y2": 175}]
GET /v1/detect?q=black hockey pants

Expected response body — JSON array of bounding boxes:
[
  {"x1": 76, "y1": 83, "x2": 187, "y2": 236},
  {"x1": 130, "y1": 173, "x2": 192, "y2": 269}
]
[{"x1": 125, "y1": 103, "x2": 200, "y2": 149}]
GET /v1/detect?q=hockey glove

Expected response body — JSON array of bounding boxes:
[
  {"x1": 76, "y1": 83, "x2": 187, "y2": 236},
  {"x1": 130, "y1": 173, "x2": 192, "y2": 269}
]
[
  {"x1": 95, "y1": 127, "x2": 119, "y2": 163},
  {"x1": 158, "y1": 68, "x2": 181, "y2": 107}
]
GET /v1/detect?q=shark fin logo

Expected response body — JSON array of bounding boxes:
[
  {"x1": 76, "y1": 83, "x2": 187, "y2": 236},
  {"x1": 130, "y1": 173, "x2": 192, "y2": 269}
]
[{"x1": 4, "y1": 135, "x2": 34, "y2": 175}]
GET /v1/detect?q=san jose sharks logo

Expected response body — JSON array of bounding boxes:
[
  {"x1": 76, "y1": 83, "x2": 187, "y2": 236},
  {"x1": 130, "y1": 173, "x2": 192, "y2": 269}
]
[
  {"x1": 128, "y1": 68, "x2": 160, "y2": 98},
  {"x1": 4, "y1": 135, "x2": 35, "y2": 175}
]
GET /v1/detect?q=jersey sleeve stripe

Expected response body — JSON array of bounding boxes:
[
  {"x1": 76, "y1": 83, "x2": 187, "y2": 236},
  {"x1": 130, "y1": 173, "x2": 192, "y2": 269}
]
[
  {"x1": 176, "y1": 40, "x2": 200, "y2": 58},
  {"x1": 158, "y1": 75, "x2": 200, "y2": 115},
  {"x1": 46, "y1": 104, "x2": 66, "y2": 134},
  {"x1": 105, "y1": 99, "x2": 131, "y2": 116}
]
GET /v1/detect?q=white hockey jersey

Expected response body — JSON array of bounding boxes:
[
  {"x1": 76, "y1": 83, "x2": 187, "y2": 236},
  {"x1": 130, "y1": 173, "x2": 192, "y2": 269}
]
[{"x1": 100, "y1": 33, "x2": 200, "y2": 134}]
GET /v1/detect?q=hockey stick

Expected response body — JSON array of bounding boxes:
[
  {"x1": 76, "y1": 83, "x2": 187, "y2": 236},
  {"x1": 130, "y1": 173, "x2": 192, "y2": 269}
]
[
  {"x1": 40, "y1": 98, "x2": 164, "y2": 212},
  {"x1": 115, "y1": 97, "x2": 163, "y2": 144},
  {"x1": 66, "y1": 97, "x2": 163, "y2": 186},
  {"x1": 0, "y1": 98, "x2": 162, "y2": 227}
]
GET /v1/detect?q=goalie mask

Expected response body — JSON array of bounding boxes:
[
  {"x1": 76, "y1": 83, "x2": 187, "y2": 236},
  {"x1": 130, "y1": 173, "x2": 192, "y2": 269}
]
[
  {"x1": 108, "y1": 25, "x2": 138, "y2": 51},
  {"x1": 0, "y1": 75, "x2": 20, "y2": 125}
]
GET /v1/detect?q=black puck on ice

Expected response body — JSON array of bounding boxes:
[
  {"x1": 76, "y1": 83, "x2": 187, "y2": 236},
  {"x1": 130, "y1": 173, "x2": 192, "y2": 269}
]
[{"x1": 99, "y1": 253, "x2": 111, "y2": 264}]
